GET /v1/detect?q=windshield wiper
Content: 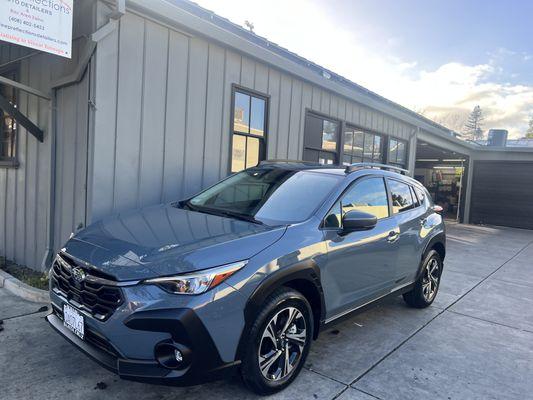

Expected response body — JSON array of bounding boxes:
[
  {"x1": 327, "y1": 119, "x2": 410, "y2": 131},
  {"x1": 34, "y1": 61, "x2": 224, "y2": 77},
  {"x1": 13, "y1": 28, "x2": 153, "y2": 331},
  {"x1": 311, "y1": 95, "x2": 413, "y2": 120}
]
[
  {"x1": 215, "y1": 210, "x2": 264, "y2": 225},
  {"x1": 184, "y1": 202, "x2": 264, "y2": 225}
]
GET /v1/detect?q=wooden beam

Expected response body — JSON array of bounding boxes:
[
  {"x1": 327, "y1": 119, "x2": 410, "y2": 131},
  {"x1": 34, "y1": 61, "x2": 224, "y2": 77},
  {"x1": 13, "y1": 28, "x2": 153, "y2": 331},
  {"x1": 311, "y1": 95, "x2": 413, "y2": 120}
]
[{"x1": 0, "y1": 93, "x2": 44, "y2": 142}]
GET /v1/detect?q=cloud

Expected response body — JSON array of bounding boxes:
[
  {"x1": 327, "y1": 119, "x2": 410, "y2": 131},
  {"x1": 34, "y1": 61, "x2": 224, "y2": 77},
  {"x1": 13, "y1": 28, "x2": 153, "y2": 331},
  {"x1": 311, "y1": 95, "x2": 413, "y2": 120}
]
[{"x1": 195, "y1": 0, "x2": 533, "y2": 138}]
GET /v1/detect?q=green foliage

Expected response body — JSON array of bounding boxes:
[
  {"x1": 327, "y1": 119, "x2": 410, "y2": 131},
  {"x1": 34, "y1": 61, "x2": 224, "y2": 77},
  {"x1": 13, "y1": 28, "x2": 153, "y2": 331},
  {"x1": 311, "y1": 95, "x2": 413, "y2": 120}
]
[{"x1": 0, "y1": 257, "x2": 49, "y2": 290}]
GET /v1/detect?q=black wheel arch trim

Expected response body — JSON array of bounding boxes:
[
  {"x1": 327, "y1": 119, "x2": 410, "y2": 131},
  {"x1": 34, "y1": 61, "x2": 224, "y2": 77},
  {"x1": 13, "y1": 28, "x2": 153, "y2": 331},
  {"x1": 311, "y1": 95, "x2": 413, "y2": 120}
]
[
  {"x1": 235, "y1": 259, "x2": 326, "y2": 361},
  {"x1": 418, "y1": 231, "x2": 446, "y2": 278}
]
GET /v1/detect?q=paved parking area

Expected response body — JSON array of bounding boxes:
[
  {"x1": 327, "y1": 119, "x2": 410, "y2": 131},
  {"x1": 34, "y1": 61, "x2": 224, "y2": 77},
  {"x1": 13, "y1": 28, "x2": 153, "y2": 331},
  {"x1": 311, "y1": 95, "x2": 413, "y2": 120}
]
[{"x1": 2, "y1": 223, "x2": 533, "y2": 399}]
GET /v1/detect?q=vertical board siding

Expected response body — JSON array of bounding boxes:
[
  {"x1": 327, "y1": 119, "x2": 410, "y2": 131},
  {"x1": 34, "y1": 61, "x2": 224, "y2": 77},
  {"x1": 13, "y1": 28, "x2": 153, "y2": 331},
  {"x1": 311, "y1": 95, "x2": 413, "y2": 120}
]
[
  {"x1": 182, "y1": 37, "x2": 208, "y2": 197},
  {"x1": 139, "y1": 21, "x2": 168, "y2": 207},
  {"x1": 162, "y1": 30, "x2": 188, "y2": 201},
  {"x1": 287, "y1": 79, "x2": 302, "y2": 159},
  {"x1": 54, "y1": 73, "x2": 90, "y2": 252},
  {"x1": 0, "y1": 0, "x2": 93, "y2": 270},
  {"x1": 266, "y1": 68, "x2": 281, "y2": 159},
  {"x1": 14, "y1": 61, "x2": 28, "y2": 262},
  {"x1": 202, "y1": 45, "x2": 225, "y2": 188},
  {"x1": 113, "y1": 13, "x2": 145, "y2": 212},
  {"x1": 25, "y1": 61, "x2": 39, "y2": 268},
  {"x1": 218, "y1": 50, "x2": 240, "y2": 178},
  {"x1": 91, "y1": 15, "x2": 119, "y2": 220},
  {"x1": 90, "y1": 10, "x2": 419, "y2": 234},
  {"x1": 0, "y1": 50, "x2": 88, "y2": 270},
  {"x1": 277, "y1": 74, "x2": 292, "y2": 158}
]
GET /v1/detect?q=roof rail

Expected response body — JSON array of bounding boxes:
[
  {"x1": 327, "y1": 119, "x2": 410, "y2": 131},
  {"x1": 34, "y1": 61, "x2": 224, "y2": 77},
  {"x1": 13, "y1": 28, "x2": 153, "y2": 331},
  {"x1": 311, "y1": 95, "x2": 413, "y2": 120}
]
[
  {"x1": 259, "y1": 159, "x2": 323, "y2": 166},
  {"x1": 345, "y1": 162, "x2": 409, "y2": 175}
]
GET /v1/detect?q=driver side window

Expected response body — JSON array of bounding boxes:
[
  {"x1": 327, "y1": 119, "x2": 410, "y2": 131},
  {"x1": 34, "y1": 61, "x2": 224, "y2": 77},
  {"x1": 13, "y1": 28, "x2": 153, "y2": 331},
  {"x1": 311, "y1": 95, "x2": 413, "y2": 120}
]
[{"x1": 323, "y1": 177, "x2": 389, "y2": 228}]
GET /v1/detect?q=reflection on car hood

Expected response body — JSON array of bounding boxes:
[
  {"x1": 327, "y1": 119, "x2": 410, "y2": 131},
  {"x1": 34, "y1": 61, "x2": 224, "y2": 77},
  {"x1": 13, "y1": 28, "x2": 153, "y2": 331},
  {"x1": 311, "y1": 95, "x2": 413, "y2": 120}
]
[{"x1": 62, "y1": 204, "x2": 286, "y2": 281}]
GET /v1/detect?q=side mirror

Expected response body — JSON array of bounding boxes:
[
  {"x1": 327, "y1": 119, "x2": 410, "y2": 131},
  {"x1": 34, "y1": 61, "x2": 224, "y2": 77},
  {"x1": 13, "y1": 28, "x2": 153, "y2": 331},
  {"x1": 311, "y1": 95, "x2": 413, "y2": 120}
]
[
  {"x1": 341, "y1": 210, "x2": 377, "y2": 233},
  {"x1": 432, "y1": 205, "x2": 443, "y2": 214}
]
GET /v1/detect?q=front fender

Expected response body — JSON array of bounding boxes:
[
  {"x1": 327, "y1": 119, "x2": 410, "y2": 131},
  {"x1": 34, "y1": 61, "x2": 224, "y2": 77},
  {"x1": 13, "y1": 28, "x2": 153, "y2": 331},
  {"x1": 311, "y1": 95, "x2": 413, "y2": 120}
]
[{"x1": 235, "y1": 259, "x2": 325, "y2": 360}]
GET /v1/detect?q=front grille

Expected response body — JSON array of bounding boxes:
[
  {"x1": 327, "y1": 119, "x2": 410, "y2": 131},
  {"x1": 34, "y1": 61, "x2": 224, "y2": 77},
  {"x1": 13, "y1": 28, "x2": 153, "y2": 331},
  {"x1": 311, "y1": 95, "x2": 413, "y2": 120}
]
[{"x1": 51, "y1": 254, "x2": 123, "y2": 321}]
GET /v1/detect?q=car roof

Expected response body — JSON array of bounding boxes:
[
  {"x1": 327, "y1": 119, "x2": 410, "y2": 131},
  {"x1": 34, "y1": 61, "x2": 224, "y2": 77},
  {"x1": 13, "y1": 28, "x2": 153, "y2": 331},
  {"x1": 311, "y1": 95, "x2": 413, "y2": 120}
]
[{"x1": 255, "y1": 160, "x2": 421, "y2": 184}]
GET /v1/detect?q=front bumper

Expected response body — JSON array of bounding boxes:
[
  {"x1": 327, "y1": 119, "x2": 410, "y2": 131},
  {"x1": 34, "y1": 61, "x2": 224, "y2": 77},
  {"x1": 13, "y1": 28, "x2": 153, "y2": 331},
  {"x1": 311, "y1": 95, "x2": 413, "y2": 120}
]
[{"x1": 46, "y1": 307, "x2": 240, "y2": 386}]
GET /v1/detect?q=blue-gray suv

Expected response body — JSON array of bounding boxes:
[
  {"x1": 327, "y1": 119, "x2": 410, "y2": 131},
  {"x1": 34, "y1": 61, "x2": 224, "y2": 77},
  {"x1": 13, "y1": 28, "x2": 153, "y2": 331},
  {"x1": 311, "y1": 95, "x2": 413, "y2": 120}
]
[{"x1": 46, "y1": 161, "x2": 445, "y2": 395}]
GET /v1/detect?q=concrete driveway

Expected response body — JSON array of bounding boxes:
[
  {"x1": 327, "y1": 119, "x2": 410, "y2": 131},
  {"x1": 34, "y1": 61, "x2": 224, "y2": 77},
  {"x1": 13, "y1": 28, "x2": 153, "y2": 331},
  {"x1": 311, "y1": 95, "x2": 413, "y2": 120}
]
[{"x1": 2, "y1": 223, "x2": 533, "y2": 399}]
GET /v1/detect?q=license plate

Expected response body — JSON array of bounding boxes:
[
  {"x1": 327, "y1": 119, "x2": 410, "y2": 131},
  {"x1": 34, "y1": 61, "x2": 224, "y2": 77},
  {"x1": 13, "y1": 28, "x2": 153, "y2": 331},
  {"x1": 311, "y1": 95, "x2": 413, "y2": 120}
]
[{"x1": 63, "y1": 304, "x2": 84, "y2": 339}]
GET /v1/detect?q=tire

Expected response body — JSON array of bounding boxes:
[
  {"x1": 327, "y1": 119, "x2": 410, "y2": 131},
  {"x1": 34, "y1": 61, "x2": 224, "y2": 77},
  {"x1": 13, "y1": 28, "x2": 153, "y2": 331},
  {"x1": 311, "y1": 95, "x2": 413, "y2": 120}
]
[
  {"x1": 241, "y1": 287, "x2": 313, "y2": 395},
  {"x1": 403, "y1": 249, "x2": 442, "y2": 308}
]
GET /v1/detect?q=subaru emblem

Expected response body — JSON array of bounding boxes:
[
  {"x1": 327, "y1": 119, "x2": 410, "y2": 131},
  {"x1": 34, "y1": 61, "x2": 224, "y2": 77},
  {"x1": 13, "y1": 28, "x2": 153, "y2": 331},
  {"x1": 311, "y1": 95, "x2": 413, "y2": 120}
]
[{"x1": 72, "y1": 267, "x2": 86, "y2": 283}]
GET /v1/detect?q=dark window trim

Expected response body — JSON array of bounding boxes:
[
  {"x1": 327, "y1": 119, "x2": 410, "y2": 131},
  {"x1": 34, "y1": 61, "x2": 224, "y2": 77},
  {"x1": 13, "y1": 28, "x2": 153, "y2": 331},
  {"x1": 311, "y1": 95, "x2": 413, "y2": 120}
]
[
  {"x1": 0, "y1": 64, "x2": 20, "y2": 168},
  {"x1": 343, "y1": 123, "x2": 385, "y2": 164},
  {"x1": 228, "y1": 84, "x2": 269, "y2": 174},
  {"x1": 387, "y1": 136, "x2": 409, "y2": 168},
  {"x1": 386, "y1": 176, "x2": 418, "y2": 214},
  {"x1": 320, "y1": 175, "x2": 392, "y2": 230},
  {"x1": 304, "y1": 109, "x2": 342, "y2": 163}
]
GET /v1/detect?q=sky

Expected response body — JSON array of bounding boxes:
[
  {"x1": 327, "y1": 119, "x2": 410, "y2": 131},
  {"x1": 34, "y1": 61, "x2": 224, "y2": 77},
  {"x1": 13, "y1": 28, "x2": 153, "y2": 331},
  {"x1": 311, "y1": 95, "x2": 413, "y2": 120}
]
[{"x1": 194, "y1": 0, "x2": 533, "y2": 138}]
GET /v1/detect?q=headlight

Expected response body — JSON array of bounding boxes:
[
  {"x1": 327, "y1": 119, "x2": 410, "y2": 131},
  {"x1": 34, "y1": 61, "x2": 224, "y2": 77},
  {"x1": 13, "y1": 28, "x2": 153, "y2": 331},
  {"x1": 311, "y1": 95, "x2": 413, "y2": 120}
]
[{"x1": 143, "y1": 260, "x2": 247, "y2": 295}]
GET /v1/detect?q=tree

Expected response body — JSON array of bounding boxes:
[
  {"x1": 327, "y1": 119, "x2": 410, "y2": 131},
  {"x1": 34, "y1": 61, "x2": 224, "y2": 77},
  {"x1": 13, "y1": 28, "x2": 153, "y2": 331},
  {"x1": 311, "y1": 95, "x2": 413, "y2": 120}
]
[
  {"x1": 463, "y1": 105, "x2": 485, "y2": 140},
  {"x1": 526, "y1": 117, "x2": 533, "y2": 139}
]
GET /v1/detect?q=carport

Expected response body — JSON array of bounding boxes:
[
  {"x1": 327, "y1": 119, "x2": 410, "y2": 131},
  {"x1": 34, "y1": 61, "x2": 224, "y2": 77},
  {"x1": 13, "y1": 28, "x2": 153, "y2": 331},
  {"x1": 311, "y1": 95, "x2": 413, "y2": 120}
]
[{"x1": 414, "y1": 140, "x2": 469, "y2": 222}]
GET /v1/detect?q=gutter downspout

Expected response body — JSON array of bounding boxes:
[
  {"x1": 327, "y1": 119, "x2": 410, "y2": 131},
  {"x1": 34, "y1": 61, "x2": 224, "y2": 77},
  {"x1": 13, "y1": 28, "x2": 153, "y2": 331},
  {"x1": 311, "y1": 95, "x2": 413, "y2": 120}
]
[{"x1": 41, "y1": 0, "x2": 125, "y2": 270}]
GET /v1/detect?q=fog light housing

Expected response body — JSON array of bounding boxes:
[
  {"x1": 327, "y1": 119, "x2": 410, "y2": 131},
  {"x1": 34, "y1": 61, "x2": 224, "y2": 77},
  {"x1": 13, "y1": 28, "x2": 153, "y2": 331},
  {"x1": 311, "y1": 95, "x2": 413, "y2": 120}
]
[
  {"x1": 174, "y1": 349, "x2": 183, "y2": 363},
  {"x1": 154, "y1": 342, "x2": 190, "y2": 370}
]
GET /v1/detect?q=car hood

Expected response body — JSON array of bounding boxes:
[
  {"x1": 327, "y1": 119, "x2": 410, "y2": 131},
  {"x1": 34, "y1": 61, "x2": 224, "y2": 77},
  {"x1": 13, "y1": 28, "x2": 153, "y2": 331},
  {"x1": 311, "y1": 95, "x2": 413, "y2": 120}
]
[{"x1": 62, "y1": 204, "x2": 286, "y2": 281}]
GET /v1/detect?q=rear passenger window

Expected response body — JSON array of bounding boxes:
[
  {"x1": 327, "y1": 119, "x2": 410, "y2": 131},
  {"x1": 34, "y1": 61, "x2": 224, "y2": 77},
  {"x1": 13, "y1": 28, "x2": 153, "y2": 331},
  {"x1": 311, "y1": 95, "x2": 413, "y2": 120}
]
[
  {"x1": 388, "y1": 179, "x2": 415, "y2": 214},
  {"x1": 414, "y1": 186, "x2": 427, "y2": 207},
  {"x1": 323, "y1": 177, "x2": 389, "y2": 228}
]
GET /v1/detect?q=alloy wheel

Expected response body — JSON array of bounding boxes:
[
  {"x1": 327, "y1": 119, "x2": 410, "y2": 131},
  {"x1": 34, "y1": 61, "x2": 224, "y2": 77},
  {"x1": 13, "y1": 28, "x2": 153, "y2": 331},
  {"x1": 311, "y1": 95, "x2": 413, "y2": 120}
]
[
  {"x1": 258, "y1": 306, "x2": 307, "y2": 381},
  {"x1": 422, "y1": 258, "x2": 440, "y2": 301}
]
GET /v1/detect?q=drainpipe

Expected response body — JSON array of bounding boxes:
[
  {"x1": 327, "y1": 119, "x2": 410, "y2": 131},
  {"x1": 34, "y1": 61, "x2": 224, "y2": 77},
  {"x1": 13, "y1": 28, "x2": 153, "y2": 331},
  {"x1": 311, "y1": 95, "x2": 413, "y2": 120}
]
[{"x1": 40, "y1": 0, "x2": 125, "y2": 270}]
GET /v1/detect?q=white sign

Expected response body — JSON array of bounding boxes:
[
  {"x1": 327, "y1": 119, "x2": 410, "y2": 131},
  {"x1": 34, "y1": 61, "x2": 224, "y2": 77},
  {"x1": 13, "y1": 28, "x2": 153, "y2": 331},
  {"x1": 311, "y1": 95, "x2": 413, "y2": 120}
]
[{"x1": 0, "y1": 0, "x2": 73, "y2": 58}]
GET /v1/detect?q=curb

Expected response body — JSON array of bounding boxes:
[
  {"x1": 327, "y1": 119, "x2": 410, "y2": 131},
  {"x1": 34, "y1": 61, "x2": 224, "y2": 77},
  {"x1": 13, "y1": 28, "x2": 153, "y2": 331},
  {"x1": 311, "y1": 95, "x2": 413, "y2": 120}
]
[{"x1": 0, "y1": 270, "x2": 49, "y2": 303}]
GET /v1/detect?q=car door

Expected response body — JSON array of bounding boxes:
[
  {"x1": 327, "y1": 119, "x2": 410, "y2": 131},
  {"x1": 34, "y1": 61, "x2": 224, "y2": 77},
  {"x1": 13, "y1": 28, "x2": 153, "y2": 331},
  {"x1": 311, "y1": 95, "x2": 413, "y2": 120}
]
[
  {"x1": 387, "y1": 178, "x2": 427, "y2": 284},
  {"x1": 322, "y1": 176, "x2": 400, "y2": 319}
]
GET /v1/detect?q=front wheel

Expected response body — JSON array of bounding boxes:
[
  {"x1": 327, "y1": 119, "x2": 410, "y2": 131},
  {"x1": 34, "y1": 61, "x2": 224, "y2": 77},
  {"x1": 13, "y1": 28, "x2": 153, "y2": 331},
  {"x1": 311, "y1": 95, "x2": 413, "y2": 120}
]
[
  {"x1": 403, "y1": 249, "x2": 442, "y2": 308},
  {"x1": 241, "y1": 287, "x2": 313, "y2": 395}
]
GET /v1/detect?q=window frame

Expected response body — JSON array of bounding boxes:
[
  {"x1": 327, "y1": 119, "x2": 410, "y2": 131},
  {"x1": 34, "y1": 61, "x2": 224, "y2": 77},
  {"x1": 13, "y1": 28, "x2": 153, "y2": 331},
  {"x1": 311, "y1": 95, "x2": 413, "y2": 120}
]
[
  {"x1": 229, "y1": 84, "x2": 269, "y2": 174},
  {"x1": 343, "y1": 124, "x2": 384, "y2": 165},
  {"x1": 387, "y1": 137, "x2": 408, "y2": 168},
  {"x1": 0, "y1": 65, "x2": 20, "y2": 168},
  {"x1": 386, "y1": 177, "x2": 419, "y2": 214},
  {"x1": 303, "y1": 110, "x2": 341, "y2": 165},
  {"x1": 321, "y1": 175, "x2": 391, "y2": 230}
]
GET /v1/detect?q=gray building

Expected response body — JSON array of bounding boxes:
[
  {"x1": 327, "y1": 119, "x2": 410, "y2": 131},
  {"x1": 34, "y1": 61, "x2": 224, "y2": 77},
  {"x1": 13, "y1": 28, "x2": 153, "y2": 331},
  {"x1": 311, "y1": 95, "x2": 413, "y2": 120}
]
[{"x1": 1, "y1": 0, "x2": 533, "y2": 272}]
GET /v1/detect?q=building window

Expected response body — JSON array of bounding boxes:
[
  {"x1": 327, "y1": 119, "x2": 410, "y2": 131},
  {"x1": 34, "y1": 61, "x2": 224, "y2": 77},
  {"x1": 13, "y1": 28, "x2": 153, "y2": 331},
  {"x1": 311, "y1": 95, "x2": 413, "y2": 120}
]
[
  {"x1": 230, "y1": 87, "x2": 268, "y2": 173},
  {"x1": 388, "y1": 138, "x2": 407, "y2": 167},
  {"x1": 303, "y1": 112, "x2": 339, "y2": 164},
  {"x1": 0, "y1": 69, "x2": 18, "y2": 165},
  {"x1": 343, "y1": 128, "x2": 382, "y2": 165}
]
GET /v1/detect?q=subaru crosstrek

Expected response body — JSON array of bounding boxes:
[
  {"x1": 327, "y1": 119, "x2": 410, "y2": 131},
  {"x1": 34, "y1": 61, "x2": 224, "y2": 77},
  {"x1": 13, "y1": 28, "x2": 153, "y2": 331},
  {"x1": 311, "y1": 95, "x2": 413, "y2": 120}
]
[{"x1": 46, "y1": 161, "x2": 445, "y2": 395}]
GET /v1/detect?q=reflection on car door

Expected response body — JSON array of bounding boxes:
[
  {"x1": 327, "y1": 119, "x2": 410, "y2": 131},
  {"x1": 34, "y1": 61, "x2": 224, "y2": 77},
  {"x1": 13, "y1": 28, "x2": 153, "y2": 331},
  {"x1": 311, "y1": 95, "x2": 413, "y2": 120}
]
[
  {"x1": 322, "y1": 177, "x2": 400, "y2": 320},
  {"x1": 387, "y1": 178, "x2": 427, "y2": 285}
]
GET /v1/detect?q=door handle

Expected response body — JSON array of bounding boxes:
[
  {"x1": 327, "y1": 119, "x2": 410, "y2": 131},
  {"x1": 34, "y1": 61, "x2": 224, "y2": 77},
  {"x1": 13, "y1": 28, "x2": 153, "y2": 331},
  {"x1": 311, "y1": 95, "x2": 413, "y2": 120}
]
[{"x1": 387, "y1": 230, "x2": 399, "y2": 243}]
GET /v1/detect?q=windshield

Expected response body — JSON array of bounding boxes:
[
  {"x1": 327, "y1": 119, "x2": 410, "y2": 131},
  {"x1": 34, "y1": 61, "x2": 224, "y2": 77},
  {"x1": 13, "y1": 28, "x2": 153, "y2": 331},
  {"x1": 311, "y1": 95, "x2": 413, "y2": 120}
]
[{"x1": 187, "y1": 168, "x2": 342, "y2": 225}]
